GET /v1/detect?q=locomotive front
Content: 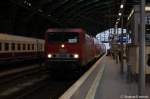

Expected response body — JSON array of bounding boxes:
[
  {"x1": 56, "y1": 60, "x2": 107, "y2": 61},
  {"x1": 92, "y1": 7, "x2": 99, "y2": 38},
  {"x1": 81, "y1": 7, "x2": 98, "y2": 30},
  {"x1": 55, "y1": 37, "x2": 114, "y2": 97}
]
[{"x1": 45, "y1": 29, "x2": 83, "y2": 70}]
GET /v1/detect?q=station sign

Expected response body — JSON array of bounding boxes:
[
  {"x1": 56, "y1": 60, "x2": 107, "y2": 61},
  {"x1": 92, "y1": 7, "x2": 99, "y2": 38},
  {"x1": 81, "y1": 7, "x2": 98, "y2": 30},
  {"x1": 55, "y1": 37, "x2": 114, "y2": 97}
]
[{"x1": 118, "y1": 35, "x2": 128, "y2": 43}]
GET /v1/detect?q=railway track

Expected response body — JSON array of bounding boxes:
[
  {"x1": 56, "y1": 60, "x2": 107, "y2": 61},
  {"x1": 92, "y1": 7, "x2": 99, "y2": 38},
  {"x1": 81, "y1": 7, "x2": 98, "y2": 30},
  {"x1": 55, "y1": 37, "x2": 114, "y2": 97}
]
[
  {"x1": 0, "y1": 63, "x2": 78, "y2": 99},
  {"x1": 0, "y1": 56, "x2": 102, "y2": 99},
  {"x1": 20, "y1": 57, "x2": 103, "y2": 99},
  {"x1": 18, "y1": 77, "x2": 76, "y2": 99},
  {"x1": 0, "y1": 64, "x2": 49, "y2": 99},
  {"x1": 0, "y1": 64, "x2": 47, "y2": 84}
]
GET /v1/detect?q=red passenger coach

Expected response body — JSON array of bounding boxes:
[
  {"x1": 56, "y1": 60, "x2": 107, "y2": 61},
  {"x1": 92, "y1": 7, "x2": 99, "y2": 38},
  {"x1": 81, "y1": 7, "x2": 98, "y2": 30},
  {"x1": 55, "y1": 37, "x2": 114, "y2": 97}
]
[{"x1": 45, "y1": 28, "x2": 105, "y2": 71}]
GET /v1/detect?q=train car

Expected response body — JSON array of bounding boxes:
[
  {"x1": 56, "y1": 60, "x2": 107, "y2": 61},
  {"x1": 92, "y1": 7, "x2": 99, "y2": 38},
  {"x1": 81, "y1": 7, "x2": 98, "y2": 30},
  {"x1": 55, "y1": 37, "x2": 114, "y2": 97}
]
[
  {"x1": 99, "y1": 42, "x2": 106, "y2": 55},
  {"x1": 45, "y1": 28, "x2": 105, "y2": 72},
  {"x1": 0, "y1": 33, "x2": 45, "y2": 65},
  {"x1": 93, "y1": 38, "x2": 105, "y2": 58}
]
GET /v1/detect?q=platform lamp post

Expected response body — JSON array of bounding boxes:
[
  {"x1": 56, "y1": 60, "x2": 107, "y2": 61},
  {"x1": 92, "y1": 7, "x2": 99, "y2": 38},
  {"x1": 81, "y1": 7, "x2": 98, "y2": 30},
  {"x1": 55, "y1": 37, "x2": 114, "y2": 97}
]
[{"x1": 139, "y1": 0, "x2": 145, "y2": 96}]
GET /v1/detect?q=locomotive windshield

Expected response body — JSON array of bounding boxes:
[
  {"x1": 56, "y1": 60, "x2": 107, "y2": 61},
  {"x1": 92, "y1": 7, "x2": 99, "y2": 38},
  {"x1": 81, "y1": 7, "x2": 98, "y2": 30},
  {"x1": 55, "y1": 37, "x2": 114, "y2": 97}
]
[{"x1": 47, "y1": 32, "x2": 79, "y2": 43}]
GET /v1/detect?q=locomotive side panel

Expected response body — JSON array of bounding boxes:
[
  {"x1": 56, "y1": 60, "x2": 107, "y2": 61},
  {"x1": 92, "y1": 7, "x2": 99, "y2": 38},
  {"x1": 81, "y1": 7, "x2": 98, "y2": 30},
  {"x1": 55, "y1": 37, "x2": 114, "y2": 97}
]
[{"x1": 82, "y1": 34, "x2": 96, "y2": 65}]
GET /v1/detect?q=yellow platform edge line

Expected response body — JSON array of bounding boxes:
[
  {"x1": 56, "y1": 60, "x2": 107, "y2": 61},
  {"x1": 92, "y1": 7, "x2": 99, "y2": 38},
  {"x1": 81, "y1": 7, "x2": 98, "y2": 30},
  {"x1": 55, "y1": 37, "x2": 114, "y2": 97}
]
[
  {"x1": 59, "y1": 53, "x2": 106, "y2": 99},
  {"x1": 85, "y1": 64, "x2": 105, "y2": 99}
]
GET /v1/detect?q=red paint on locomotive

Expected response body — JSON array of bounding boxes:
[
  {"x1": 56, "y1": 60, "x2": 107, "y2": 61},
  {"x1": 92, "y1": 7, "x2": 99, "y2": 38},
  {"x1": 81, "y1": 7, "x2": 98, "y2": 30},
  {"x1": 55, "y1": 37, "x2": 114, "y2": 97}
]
[{"x1": 45, "y1": 28, "x2": 105, "y2": 67}]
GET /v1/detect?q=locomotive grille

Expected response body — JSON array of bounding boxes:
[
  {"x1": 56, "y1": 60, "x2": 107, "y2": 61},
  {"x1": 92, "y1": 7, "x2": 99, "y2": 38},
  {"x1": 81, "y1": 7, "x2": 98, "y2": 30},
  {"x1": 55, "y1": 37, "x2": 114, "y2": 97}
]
[
  {"x1": 59, "y1": 49, "x2": 67, "y2": 53},
  {"x1": 57, "y1": 48, "x2": 69, "y2": 58}
]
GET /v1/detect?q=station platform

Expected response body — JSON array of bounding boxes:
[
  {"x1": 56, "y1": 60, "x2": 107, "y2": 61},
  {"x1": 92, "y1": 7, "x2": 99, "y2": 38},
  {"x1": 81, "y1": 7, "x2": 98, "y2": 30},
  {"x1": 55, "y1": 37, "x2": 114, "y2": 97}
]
[
  {"x1": 95, "y1": 56, "x2": 150, "y2": 99},
  {"x1": 60, "y1": 56, "x2": 150, "y2": 99}
]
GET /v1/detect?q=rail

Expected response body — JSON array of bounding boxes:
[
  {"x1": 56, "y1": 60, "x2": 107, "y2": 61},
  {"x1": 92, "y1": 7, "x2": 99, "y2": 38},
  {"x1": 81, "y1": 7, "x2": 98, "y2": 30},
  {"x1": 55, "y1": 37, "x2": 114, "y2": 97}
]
[
  {"x1": 0, "y1": 65, "x2": 41, "y2": 77},
  {"x1": 59, "y1": 54, "x2": 106, "y2": 99}
]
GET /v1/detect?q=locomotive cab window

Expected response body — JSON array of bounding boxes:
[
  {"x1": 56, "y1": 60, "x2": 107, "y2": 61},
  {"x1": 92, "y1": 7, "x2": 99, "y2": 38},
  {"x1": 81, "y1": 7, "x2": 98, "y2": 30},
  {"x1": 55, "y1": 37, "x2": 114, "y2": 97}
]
[{"x1": 47, "y1": 32, "x2": 79, "y2": 43}]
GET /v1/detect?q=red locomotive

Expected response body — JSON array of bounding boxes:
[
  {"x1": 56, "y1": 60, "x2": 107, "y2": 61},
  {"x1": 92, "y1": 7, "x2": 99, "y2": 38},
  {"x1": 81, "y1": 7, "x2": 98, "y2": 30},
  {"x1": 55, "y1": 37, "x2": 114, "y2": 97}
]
[{"x1": 45, "y1": 28, "x2": 106, "y2": 72}]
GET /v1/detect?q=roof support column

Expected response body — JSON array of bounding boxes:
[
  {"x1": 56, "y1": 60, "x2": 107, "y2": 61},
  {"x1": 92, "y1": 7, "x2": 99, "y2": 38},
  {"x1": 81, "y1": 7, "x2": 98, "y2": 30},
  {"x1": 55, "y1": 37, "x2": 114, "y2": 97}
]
[
  {"x1": 120, "y1": 0, "x2": 126, "y2": 74},
  {"x1": 138, "y1": 0, "x2": 145, "y2": 97}
]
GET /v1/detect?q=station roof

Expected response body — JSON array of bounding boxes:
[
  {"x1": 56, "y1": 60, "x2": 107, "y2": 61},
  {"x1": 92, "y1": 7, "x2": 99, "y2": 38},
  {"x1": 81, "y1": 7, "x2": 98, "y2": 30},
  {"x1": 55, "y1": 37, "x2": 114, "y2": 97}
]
[{"x1": 0, "y1": 0, "x2": 148, "y2": 38}]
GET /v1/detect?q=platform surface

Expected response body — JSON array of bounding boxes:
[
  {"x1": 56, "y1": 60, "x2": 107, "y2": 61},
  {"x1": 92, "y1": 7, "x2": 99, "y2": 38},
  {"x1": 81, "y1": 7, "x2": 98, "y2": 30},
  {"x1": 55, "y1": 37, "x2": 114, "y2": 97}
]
[{"x1": 95, "y1": 56, "x2": 150, "y2": 99}]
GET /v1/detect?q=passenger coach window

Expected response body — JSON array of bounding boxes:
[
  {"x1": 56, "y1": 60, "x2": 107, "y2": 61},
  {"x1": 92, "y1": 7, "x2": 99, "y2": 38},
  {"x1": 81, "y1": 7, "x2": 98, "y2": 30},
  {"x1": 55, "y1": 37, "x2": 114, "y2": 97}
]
[
  {"x1": 18, "y1": 44, "x2": 21, "y2": 50},
  {"x1": 23, "y1": 44, "x2": 26, "y2": 50},
  {"x1": 11, "y1": 43, "x2": 15, "y2": 50},
  {"x1": 0, "y1": 43, "x2": 1, "y2": 51},
  {"x1": 5, "y1": 43, "x2": 9, "y2": 51},
  {"x1": 47, "y1": 32, "x2": 79, "y2": 43},
  {"x1": 0, "y1": 43, "x2": 2, "y2": 51},
  {"x1": 28, "y1": 44, "x2": 30, "y2": 50},
  {"x1": 32, "y1": 44, "x2": 34, "y2": 50},
  {"x1": 40, "y1": 44, "x2": 42, "y2": 50}
]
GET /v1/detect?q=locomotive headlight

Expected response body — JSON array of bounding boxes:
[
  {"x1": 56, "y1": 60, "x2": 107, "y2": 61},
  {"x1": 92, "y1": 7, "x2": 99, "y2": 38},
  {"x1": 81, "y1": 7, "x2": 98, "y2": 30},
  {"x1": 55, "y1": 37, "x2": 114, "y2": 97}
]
[
  {"x1": 74, "y1": 54, "x2": 79, "y2": 59},
  {"x1": 61, "y1": 44, "x2": 65, "y2": 48},
  {"x1": 48, "y1": 54, "x2": 52, "y2": 58}
]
